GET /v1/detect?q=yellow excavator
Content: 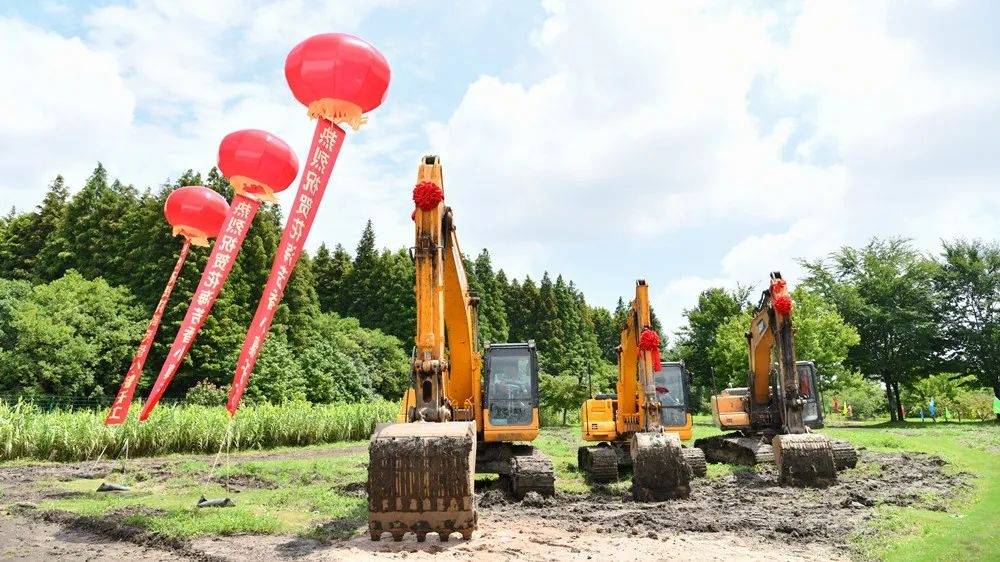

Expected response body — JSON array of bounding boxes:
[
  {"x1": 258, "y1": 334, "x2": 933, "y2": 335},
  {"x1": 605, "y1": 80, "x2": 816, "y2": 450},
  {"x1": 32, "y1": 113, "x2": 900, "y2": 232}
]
[
  {"x1": 695, "y1": 272, "x2": 856, "y2": 486},
  {"x1": 367, "y1": 156, "x2": 555, "y2": 542},
  {"x1": 577, "y1": 280, "x2": 706, "y2": 500}
]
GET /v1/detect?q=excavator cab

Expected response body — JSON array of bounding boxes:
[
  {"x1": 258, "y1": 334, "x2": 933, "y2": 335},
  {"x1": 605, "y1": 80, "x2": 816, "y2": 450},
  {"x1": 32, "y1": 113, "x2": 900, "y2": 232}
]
[
  {"x1": 483, "y1": 342, "x2": 538, "y2": 428},
  {"x1": 654, "y1": 362, "x2": 690, "y2": 428}
]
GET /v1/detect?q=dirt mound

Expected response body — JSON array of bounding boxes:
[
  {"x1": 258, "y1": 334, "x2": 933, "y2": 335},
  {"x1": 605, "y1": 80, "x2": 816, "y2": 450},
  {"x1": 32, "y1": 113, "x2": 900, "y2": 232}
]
[{"x1": 483, "y1": 451, "x2": 969, "y2": 546}]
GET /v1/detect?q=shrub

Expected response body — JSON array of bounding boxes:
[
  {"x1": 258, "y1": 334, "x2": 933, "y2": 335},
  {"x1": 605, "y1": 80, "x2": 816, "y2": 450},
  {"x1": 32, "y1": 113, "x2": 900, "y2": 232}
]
[{"x1": 184, "y1": 379, "x2": 228, "y2": 406}]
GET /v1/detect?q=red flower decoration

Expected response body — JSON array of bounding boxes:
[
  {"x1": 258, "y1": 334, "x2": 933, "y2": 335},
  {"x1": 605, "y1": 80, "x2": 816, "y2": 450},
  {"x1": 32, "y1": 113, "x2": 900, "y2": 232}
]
[
  {"x1": 285, "y1": 33, "x2": 391, "y2": 130},
  {"x1": 769, "y1": 277, "x2": 794, "y2": 316},
  {"x1": 413, "y1": 181, "x2": 444, "y2": 211},
  {"x1": 638, "y1": 327, "x2": 663, "y2": 372},
  {"x1": 164, "y1": 186, "x2": 229, "y2": 246},
  {"x1": 773, "y1": 293, "x2": 793, "y2": 316},
  {"x1": 218, "y1": 130, "x2": 299, "y2": 202}
]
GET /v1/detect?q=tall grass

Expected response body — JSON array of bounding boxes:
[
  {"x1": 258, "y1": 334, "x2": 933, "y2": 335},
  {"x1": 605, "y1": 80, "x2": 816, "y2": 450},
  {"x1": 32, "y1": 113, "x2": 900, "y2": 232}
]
[{"x1": 0, "y1": 400, "x2": 397, "y2": 462}]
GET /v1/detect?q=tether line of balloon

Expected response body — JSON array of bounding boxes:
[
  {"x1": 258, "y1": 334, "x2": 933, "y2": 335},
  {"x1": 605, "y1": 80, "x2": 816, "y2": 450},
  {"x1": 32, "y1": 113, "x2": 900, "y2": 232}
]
[{"x1": 102, "y1": 33, "x2": 390, "y2": 506}]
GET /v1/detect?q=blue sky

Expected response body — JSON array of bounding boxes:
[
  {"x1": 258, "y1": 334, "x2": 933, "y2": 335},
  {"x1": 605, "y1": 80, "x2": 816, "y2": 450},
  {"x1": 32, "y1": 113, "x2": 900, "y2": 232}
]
[{"x1": 1, "y1": 0, "x2": 998, "y2": 336}]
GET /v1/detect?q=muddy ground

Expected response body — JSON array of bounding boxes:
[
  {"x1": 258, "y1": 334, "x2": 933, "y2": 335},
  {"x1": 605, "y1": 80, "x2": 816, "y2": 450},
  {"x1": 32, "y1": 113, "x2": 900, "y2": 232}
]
[{"x1": 0, "y1": 448, "x2": 970, "y2": 561}]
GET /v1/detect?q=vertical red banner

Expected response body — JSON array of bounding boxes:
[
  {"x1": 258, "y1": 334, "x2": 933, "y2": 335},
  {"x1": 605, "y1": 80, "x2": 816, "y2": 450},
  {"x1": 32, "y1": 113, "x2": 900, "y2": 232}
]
[
  {"x1": 227, "y1": 119, "x2": 345, "y2": 414},
  {"x1": 139, "y1": 195, "x2": 261, "y2": 421},
  {"x1": 105, "y1": 239, "x2": 191, "y2": 425}
]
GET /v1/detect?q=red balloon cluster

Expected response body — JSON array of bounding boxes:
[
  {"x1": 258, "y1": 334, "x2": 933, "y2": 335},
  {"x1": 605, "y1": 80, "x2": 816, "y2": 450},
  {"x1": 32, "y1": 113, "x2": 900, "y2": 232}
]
[
  {"x1": 164, "y1": 186, "x2": 229, "y2": 246},
  {"x1": 285, "y1": 33, "x2": 390, "y2": 129},
  {"x1": 413, "y1": 181, "x2": 444, "y2": 211},
  {"x1": 217, "y1": 130, "x2": 299, "y2": 201}
]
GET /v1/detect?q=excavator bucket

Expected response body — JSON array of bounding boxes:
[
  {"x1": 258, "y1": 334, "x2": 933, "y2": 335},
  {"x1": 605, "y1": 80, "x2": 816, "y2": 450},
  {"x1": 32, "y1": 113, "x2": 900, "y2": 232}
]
[
  {"x1": 772, "y1": 433, "x2": 837, "y2": 487},
  {"x1": 630, "y1": 432, "x2": 692, "y2": 501},
  {"x1": 367, "y1": 421, "x2": 477, "y2": 542}
]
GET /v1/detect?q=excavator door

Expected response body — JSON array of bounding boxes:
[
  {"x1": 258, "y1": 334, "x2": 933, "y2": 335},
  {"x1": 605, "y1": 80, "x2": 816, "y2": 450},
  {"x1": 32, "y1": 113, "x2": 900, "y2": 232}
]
[
  {"x1": 653, "y1": 362, "x2": 693, "y2": 438},
  {"x1": 796, "y1": 361, "x2": 825, "y2": 429},
  {"x1": 482, "y1": 341, "x2": 540, "y2": 442}
]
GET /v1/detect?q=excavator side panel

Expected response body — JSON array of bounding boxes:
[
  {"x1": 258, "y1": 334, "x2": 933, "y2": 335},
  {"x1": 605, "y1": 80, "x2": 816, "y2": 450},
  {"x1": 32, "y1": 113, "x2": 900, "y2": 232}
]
[
  {"x1": 711, "y1": 394, "x2": 750, "y2": 429},
  {"x1": 581, "y1": 398, "x2": 618, "y2": 442}
]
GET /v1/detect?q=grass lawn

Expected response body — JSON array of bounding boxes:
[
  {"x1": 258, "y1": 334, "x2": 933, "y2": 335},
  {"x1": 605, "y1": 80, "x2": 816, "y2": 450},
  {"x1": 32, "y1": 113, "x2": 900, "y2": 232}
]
[
  {"x1": 27, "y1": 416, "x2": 998, "y2": 561},
  {"x1": 822, "y1": 420, "x2": 999, "y2": 562}
]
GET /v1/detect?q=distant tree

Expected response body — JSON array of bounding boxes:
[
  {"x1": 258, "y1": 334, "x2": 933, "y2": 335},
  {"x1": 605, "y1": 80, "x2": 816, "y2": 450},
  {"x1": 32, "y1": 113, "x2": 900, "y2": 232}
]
[
  {"x1": 802, "y1": 238, "x2": 940, "y2": 421},
  {"x1": 246, "y1": 336, "x2": 308, "y2": 404},
  {"x1": 0, "y1": 271, "x2": 144, "y2": 398},
  {"x1": 708, "y1": 286, "x2": 859, "y2": 391},
  {"x1": 539, "y1": 372, "x2": 587, "y2": 425},
  {"x1": 314, "y1": 243, "x2": 353, "y2": 313},
  {"x1": 590, "y1": 306, "x2": 619, "y2": 363},
  {"x1": 473, "y1": 249, "x2": 509, "y2": 344},
  {"x1": 932, "y1": 239, "x2": 1000, "y2": 419},
  {"x1": 673, "y1": 286, "x2": 752, "y2": 411}
]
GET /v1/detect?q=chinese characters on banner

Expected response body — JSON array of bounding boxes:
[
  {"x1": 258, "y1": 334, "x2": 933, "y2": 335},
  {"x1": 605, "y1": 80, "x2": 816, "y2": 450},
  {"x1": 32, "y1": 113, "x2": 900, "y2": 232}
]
[
  {"x1": 139, "y1": 196, "x2": 262, "y2": 421},
  {"x1": 227, "y1": 120, "x2": 345, "y2": 414},
  {"x1": 104, "y1": 239, "x2": 192, "y2": 425}
]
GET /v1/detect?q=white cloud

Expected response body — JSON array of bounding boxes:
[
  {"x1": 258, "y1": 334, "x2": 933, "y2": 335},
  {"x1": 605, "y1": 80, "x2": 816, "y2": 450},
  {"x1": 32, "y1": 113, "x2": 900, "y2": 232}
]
[
  {"x1": 0, "y1": 17, "x2": 135, "y2": 209},
  {"x1": 426, "y1": 0, "x2": 1000, "y2": 335}
]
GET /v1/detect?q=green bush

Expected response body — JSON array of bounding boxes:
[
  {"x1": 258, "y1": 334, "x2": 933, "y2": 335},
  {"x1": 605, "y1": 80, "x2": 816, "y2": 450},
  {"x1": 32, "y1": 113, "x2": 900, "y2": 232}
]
[
  {"x1": 184, "y1": 379, "x2": 228, "y2": 406},
  {"x1": 828, "y1": 375, "x2": 887, "y2": 420}
]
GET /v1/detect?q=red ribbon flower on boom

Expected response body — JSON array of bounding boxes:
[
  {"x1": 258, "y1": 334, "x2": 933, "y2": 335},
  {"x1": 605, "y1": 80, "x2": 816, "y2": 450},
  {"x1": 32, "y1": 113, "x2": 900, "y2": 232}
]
[
  {"x1": 770, "y1": 278, "x2": 793, "y2": 316},
  {"x1": 638, "y1": 327, "x2": 663, "y2": 373},
  {"x1": 413, "y1": 181, "x2": 443, "y2": 211}
]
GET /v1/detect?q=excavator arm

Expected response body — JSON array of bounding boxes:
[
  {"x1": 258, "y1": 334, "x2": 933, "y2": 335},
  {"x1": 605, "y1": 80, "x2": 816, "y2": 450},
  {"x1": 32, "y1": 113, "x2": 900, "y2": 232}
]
[{"x1": 368, "y1": 156, "x2": 478, "y2": 542}]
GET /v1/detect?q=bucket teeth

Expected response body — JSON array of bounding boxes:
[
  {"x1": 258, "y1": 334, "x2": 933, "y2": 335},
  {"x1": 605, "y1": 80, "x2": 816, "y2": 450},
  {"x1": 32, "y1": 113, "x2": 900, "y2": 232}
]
[{"x1": 367, "y1": 421, "x2": 477, "y2": 541}]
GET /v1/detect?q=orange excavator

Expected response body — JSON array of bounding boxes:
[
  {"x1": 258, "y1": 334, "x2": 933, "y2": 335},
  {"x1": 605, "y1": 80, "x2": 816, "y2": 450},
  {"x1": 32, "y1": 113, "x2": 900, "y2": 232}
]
[
  {"x1": 367, "y1": 156, "x2": 554, "y2": 542},
  {"x1": 695, "y1": 272, "x2": 856, "y2": 486},
  {"x1": 577, "y1": 280, "x2": 705, "y2": 500}
]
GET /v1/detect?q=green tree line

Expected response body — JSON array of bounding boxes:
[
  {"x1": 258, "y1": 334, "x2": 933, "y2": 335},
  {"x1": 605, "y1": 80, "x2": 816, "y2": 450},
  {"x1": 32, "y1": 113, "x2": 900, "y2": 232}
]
[
  {"x1": 0, "y1": 165, "x2": 624, "y2": 413},
  {"x1": 671, "y1": 238, "x2": 998, "y2": 421},
  {"x1": 2, "y1": 165, "x2": 995, "y2": 422}
]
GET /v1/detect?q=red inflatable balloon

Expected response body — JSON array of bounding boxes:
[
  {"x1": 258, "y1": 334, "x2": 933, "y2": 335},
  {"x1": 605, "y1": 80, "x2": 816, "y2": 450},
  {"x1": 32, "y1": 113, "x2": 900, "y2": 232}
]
[
  {"x1": 285, "y1": 33, "x2": 390, "y2": 129},
  {"x1": 218, "y1": 130, "x2": 299, "y2": 202},
  {"x1": 163, "y1": 186, "x2": 229, "y2": 246}
]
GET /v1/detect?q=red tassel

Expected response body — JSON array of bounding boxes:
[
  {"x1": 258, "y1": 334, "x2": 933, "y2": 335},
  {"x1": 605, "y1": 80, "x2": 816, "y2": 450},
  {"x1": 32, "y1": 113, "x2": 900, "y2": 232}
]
[
  {"x1": 413, "y1": 181, "x2": 443, "y2": 211},
  {"x1": 638, "y1": 327, "x2": 663, "y2": 372}
]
